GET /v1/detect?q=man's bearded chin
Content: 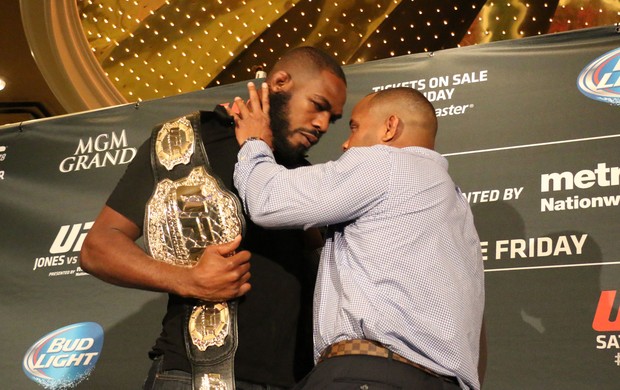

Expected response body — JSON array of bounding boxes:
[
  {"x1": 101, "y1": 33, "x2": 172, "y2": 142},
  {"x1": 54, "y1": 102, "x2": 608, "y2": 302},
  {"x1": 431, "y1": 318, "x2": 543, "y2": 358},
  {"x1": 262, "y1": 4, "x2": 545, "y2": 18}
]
[{"x1": 269, "y1": 91, "x2": 308, "y2": 167}]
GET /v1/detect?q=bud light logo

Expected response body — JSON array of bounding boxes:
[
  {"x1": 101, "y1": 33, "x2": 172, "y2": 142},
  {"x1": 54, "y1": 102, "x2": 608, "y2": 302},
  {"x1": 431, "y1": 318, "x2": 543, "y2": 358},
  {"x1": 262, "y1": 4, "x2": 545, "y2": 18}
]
[
  {"x1": 23, "y1": 322, "x2": 104, "y2": 389},
  {"x1": 577, "y1": 47, "x2": 620, "y2": 106}
]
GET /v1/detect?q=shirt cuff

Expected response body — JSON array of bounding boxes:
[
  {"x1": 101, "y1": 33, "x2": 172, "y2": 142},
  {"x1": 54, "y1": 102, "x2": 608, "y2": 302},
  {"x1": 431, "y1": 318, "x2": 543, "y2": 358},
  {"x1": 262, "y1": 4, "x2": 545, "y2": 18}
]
[
  {"x1": 238, "y1": 137, "x2": 273, "y2": 161},
  {"x1": 239, "y1": 136, "x2": 263, "y2": 149}
]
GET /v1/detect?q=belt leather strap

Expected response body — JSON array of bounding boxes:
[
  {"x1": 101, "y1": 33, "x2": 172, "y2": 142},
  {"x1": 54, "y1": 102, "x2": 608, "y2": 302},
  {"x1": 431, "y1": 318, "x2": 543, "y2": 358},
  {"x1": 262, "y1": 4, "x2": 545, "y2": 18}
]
[
  {"x1": 319, "y1": 339, "x2": 458, "y2": 385},
  {"x1": 145, "y1": 111, "x2": 244, "y2": 390},
  {"x1": 184, "y1": 300, "x2": 238, "y2": 390}
]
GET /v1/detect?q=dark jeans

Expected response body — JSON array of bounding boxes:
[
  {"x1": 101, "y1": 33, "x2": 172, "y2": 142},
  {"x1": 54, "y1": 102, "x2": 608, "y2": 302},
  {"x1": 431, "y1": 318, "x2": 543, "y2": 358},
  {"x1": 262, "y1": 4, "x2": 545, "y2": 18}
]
[
  {"x1": 143, "y1": 356, "x2": 290, "y2": 390},
  {"x1": 293, "y1": 355, "x2": 463, "y2": 390}
]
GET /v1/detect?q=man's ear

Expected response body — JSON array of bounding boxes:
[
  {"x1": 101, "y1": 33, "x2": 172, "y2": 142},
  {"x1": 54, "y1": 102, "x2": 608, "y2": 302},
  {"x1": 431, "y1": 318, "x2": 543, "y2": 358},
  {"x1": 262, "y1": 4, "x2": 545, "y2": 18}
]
[
  {"x1": 268, "y1": 70, "x2": 292, "y2": 92},
  {"x1": 382, "y1": 115, "x2": 400, "y2": 143}
]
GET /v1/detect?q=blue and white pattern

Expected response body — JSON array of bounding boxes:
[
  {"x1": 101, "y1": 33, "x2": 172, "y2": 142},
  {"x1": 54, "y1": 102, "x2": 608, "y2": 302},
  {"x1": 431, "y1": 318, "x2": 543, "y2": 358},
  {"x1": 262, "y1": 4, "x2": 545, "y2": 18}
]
[{"x1": 235, "y1": 140, "x2": 485, "y2": 389}]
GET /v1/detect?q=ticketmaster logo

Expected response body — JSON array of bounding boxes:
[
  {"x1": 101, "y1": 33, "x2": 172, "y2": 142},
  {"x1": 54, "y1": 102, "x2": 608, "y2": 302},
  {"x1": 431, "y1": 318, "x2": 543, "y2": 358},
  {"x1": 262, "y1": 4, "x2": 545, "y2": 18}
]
[{"x1": 577, "y1": 47, "x2": 620, "y2": 105}]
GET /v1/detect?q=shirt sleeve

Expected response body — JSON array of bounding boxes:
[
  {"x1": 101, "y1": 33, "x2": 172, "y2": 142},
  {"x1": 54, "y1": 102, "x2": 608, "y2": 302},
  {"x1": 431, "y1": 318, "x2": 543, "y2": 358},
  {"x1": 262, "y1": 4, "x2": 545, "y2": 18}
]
[
  {"x1": 233, "y1": 140, "x2": 388, "y2": 230},
  {"x1": 106, "y1": 137, "x2": 153, "y2": 231}
]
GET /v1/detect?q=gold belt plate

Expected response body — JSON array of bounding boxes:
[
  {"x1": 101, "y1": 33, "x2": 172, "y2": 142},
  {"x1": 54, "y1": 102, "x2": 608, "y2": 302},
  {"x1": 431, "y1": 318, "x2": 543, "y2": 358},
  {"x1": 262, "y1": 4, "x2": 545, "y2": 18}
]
[
  {"x1": 145, "y1": 166, "x2": 243, "y2": 266},
  {"x1": 155, "y1": 116, "x2": 195, "y2": 171},
  {"x1": 189, "y1": 302, "x2": 230, "y2": 352},
  {"x1": 145, "y1": 165, "x2": 243, "y2": 352}
]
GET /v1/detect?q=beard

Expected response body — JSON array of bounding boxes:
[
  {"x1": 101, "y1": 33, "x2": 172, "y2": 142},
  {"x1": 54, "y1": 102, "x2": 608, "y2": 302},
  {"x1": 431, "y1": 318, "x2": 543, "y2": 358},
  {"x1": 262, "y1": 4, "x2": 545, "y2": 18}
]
[{"x1": 269, "y1": 91, "x2": 308, "y2": 167}]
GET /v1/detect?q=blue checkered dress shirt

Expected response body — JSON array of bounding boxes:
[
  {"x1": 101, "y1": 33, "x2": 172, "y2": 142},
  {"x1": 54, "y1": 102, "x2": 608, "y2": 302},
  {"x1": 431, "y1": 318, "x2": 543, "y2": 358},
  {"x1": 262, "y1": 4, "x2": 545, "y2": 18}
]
[{"x1": 234, "y1": 140, "x2": 485, "y2": 389}]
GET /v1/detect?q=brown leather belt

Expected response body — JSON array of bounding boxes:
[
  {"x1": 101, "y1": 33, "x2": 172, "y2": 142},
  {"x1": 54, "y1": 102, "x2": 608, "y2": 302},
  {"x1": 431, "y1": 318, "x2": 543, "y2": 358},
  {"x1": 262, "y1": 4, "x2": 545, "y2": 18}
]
[{"x1": 318, "y1": 339, "x2": 458, "y2": 385}]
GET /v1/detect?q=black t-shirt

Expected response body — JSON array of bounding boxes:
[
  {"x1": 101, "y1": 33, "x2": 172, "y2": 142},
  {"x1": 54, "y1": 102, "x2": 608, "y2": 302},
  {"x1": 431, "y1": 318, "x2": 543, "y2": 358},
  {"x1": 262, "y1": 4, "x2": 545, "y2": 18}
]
[{"x1": 106, "y1": 108, "x2": 315, "y2": 387}]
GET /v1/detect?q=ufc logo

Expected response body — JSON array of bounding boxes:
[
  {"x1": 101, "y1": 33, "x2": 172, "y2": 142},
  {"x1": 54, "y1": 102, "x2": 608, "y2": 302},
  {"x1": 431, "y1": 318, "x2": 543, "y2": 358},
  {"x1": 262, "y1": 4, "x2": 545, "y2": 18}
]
[
  {"x1": 592, "y1": 290, "x2": 620, "y2": 331},
  {"x1": 49, "y1": 223, "x2": 93, "y2": 254}
]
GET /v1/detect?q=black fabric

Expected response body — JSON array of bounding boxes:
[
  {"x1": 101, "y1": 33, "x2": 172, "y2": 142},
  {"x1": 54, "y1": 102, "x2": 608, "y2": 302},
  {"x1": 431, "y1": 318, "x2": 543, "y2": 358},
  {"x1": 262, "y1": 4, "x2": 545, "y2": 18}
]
[{"x1": 106, "y1": 108, "x2": 315, "y2": 387}]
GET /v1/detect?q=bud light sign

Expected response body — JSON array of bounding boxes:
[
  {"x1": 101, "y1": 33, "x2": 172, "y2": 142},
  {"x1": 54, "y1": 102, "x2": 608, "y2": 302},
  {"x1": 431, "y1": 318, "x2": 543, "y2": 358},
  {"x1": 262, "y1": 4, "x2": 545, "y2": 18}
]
[
  {"x1": 577, "y1": 47, "x2": 620, "y2": 106},
  {"x1": 23, "y1": 322, "x2": 104, "y2": 389}
]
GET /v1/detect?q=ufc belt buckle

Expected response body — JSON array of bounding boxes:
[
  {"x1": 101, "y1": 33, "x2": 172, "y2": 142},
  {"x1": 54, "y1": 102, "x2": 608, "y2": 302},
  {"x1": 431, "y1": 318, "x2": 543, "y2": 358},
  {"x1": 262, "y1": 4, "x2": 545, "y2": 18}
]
[{"x1": 145, "y1": 165, "x2": 243, "y2": 351}]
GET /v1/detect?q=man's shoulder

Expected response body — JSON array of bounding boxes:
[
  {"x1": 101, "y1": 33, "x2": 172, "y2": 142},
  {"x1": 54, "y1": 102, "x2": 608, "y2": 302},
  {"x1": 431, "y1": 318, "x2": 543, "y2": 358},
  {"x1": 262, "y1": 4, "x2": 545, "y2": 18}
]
[
  {"x1": 340, "y1": 145, "x2": 392, "y2": 162},
  {"x1": 153, "y1": 107, "x2": 233, "y2": 132},
  {"x1": 197, "y1": 108, "x2": 236, "y2": 144}
]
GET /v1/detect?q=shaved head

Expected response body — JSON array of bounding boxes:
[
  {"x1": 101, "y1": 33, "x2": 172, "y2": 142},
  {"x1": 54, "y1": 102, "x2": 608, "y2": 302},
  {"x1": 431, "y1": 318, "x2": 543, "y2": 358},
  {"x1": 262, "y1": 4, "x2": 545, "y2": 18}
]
[
  {"x1": 267, "y1": 46, "x2": 347, "y2": 85},
  {"x1": 367, "y1": 88, "x2": 437, "y2": 149},
  {"x1": 342, "y1": 87, "x2": 438, "y2": 152},
  {"x1": 369, "y1": 88, "x2": 437, "y2": 136}
]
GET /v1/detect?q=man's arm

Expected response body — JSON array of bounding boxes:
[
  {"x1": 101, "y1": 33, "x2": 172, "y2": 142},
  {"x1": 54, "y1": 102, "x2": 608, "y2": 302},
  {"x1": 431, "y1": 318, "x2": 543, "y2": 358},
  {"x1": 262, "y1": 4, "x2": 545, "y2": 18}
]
[
  {"x1": 230, "y1": 81, "x2": 387, "y2": 229},
  {"x1": 80, "y1": 205, "x2": 252, "y2": 302},
  {"x1": 234, "y1": 143, "x2": 388, "y2": 230}
]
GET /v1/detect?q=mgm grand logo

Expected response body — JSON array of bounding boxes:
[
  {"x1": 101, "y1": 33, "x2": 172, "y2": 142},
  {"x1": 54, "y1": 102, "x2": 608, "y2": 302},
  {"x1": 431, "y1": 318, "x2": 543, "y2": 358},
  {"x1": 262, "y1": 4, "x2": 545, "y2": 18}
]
[{"x1": 59, "y1": 130, "x2": 137, "y2": 173}]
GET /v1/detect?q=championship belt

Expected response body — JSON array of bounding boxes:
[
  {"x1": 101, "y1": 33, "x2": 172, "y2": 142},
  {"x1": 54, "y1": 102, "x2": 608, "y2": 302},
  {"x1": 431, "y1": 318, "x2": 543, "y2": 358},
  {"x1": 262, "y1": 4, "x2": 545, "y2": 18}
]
[{"x1": 144, "y1": 112, "x2": 245, "y2": 390}]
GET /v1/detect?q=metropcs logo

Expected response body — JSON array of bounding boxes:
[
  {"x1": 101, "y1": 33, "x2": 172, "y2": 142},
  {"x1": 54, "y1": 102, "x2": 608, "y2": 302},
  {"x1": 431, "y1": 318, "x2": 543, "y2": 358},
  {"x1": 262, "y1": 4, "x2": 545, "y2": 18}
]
[
  {"x1": 577, "y1": 47, "x2": 620, "y2": 105},
  {"x1": 540, "y1": 162, "x2": 620, "y2": 212},
  {"x1": 23, "y1": 322, "x2": 104, "y2": 389}
]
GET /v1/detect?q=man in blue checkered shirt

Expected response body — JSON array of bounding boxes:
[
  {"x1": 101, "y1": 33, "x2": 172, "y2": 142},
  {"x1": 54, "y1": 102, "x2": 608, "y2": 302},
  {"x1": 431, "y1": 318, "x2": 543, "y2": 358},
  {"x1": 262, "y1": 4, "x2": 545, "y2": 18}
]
[{"x1": 232, "y1": 84, "x2": 486, "y2": 390}]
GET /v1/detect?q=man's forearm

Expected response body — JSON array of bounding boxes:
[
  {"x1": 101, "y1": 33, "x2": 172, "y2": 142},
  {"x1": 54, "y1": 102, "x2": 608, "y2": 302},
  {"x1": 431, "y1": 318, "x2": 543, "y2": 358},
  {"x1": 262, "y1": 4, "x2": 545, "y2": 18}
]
[
  {"x1": 80, "y1": 206, "x2": 252, "y2": 301},
  {"x1": 80, "y1": 220, "x2": 191, "y2": 296}
]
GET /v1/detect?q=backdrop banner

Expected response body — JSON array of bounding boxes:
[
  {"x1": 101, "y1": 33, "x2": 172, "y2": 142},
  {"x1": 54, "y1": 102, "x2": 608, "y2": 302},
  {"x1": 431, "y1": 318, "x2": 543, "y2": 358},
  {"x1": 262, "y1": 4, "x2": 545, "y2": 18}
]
[{"x1": 1, "y1": 26, "x2": 618, "y2": 389}]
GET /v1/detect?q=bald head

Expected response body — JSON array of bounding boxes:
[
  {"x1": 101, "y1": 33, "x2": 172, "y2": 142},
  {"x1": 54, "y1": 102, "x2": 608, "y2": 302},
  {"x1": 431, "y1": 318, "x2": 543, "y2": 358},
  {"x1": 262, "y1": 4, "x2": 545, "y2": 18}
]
[
  {"x1": 367, "y1": 87, "x2": 437, "y2": 148},
  {"x1": 342, "y1": 87, "x2": 438, "y2": 152}
]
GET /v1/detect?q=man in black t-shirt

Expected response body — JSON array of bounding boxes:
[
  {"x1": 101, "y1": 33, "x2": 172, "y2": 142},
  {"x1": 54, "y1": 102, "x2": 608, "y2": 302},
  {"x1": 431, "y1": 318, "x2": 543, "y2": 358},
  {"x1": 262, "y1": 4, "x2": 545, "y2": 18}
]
[{"x1": 80, "y1": 47, "x2": 347, "y2": 389}]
